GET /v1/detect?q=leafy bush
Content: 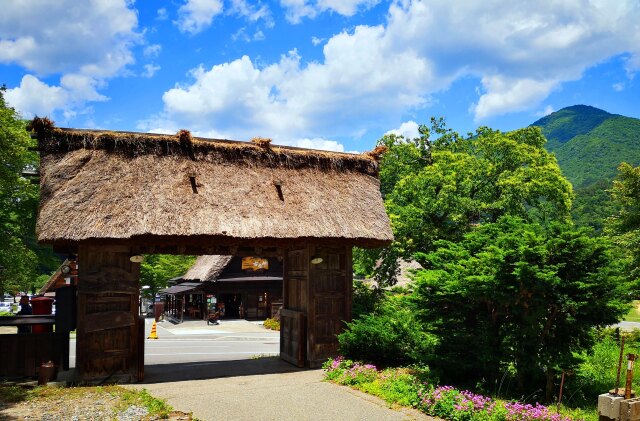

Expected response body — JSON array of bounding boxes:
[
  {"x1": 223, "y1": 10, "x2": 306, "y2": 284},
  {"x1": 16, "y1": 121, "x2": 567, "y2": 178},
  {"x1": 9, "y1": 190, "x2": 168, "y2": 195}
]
[
  {"x1": 263, "y1": 317, "x2": 280, "y2": 331},
  {"x1": 566, "y1": 330, "x2": 640, "y2": 406},
  {"x1": 323, "y1": 357, "x2": 424, "y2": 406},
  {"x1": 324, "y1": 358, "x2": 589, "y2": 421},
  {"x1": 351, "y1": 279, "x2": 381, "y2": 319},
  {"x1": 338, "y1": 295, "x2": 435, "y2": 367}
]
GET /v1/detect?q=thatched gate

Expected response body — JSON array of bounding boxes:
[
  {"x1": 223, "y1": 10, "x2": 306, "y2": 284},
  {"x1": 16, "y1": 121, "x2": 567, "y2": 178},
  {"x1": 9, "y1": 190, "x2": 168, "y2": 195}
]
[{"x1": 32, "y1": 119, "x2": 392, "y2": 382}]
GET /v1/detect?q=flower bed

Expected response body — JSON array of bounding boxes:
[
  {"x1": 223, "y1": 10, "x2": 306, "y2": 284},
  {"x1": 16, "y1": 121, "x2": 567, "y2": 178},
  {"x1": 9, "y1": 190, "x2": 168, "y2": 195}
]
[{"x1": 323, "y1": 357, "x2": 589, "y2": 421}]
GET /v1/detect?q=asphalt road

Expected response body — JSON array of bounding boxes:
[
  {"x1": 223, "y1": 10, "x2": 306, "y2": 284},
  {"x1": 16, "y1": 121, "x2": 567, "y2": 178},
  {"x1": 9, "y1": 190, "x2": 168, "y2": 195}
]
[{"x1": 68, "y1": 318, "x2": 280, "y2": 367}]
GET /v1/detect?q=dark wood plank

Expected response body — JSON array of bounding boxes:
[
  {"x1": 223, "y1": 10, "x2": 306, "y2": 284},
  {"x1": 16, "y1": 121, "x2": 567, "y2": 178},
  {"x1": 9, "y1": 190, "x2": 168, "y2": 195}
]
[{"x1": 83, "y1": 311, "x2": 135, "y2": 332}]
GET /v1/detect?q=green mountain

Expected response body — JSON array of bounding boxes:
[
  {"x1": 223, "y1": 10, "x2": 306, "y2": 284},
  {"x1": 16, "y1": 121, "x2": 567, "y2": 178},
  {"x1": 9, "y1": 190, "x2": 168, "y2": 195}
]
[
  {"x1": 532, "y1": 105, "x2": 640, "y2": 232},
  {"x1": 532, "y1": 105, "x2": 640, "y2": 188}
]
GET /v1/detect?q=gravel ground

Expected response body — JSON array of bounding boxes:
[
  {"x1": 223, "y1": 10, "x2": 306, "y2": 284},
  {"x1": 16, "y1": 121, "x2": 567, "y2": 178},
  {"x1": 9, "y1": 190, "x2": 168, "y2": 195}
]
[{"x1": 0, "y1": 385, "x2": 192, "y2": 421}]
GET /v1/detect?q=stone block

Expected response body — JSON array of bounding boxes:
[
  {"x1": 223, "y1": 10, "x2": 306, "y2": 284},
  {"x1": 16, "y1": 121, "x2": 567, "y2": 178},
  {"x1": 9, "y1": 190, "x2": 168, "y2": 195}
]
[{"x1": 600, "y1": 394, "x2": 624, "y2": 420}]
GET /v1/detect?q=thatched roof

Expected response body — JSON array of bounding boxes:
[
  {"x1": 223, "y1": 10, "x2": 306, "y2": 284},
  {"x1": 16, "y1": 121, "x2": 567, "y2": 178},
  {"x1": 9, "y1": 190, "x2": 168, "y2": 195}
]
[
  {"x1": 38, "y1": 258, "x2": 70, "y2": 294},
  {"x1": 34, "y1": 120, "x2": 393, "y2": 248},
  {"x1": 183, "y1": 255, "x2": 233, "y2": 282}
]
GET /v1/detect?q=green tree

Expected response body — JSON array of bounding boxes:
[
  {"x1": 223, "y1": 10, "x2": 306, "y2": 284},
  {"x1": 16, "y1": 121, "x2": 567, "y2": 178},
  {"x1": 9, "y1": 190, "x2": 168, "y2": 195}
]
[
  {"x1": 140, "y1": 254, "x2": 196, "y2": 297},
  {"x1": 606, "y1": 162, "x2": 640, "y2": 285},
  {"x1": 412, "y1": 216, "x2": 629, "y2": 399},
  {"x1": 357, "y1": 120, "x2": 573, "y2": 286},
  {"x1": 0, "y1": 86, "x2": 40, "y2": 298}
]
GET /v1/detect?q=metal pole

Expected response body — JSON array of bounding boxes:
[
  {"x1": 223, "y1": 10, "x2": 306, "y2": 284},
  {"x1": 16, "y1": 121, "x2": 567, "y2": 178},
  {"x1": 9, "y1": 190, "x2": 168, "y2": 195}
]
[
  {"x1": 557, "y1": 370, "x2": 566, "y2": 411},
  {"x1": 616, "y1": 337, "x2": 626, "y2": 395},
  {"x1": 625, "y1": 353, "x2": 636, "y2": 400}
]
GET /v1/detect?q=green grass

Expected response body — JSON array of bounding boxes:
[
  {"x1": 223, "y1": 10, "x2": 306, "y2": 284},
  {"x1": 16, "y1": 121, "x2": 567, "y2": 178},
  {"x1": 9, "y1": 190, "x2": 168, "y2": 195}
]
[
  {"x1": 0, "y1": 384, "x2": 176, "y2": 419},
  {"x1": 624, "y1": 301, "x2": 640, "y2": 322},
  {"x1": 119, "y1": 388, "x2": 172, "y2": 418}
]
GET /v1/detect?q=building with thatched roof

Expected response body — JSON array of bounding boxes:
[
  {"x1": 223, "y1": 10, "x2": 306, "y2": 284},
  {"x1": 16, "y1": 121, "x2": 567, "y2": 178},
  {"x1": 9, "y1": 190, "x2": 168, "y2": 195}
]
[
  {"x1": 35, "y1": 121, "x2": 392, "y2": 251},
  {"x1": 32, "y1": 118, "x2": 392, "y2": 380},
  {"x1": 161, "y1": 255, "x2": 283, "y2": 323},
  {"x1": 38, "y1": 259, "x2": 76, "y2": 296}
]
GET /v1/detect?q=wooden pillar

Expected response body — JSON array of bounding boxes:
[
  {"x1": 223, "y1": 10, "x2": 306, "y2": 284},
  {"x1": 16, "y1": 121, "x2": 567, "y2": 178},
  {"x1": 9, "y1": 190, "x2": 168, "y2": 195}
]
[
  {"x1": 76, "y1": 245, "x2": 141, "y2": 383},
  {"x1": 280, "y1": 245, "x2": 352, "y2": 368}
]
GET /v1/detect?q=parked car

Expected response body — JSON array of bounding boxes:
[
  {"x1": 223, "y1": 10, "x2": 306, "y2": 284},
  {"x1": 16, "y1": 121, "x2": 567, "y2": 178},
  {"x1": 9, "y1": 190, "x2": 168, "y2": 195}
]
[{"x1": 0, "y1": 301, "x2": 13, "y2": 313}]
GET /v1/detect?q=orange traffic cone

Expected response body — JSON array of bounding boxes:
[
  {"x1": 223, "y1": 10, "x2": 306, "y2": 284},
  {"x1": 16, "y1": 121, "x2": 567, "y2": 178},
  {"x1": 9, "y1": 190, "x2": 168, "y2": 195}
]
[{"x1": 147, "y1": 321, "x2": 159, "y2": 339}]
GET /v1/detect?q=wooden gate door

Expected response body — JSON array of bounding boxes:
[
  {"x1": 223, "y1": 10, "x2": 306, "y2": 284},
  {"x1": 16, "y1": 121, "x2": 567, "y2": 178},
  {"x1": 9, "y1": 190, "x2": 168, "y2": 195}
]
[
  {"x1": 280, "y1": 247, "x2": 308, "y2": 367},
  {"x1": 280, "y1": 245, "x2": 352, "y2": 368},
  {"x1": 307, "y1": 246, "x2": 352, "y2": 368},
  {"x1": 76, "y1": 245, "x2": 141, "y2": 383}
]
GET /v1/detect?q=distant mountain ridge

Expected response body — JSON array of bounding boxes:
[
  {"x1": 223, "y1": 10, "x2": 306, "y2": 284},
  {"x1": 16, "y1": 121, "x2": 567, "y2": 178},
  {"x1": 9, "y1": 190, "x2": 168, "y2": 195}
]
[{"x1": 532, "y1": 105, "x2": 640, "y2": 188}]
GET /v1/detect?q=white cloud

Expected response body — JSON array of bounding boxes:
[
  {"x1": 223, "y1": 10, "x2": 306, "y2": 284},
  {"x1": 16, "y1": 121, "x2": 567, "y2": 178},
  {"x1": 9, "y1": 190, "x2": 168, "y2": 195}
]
[
  {"x1": 613, "y1": 82, "x2": 625, "y2": 92},
  {"x1": 143, "y1": 44, "x2": 162, "y2": 58},
  {"x1": 535, "y1": 105, "x2": 555, "y2": 117},
  {"x1": 175, "y1": 0, "x2": 224, "y2": 35},
  {"x1": 280, "y1": 0, "x2": 380, "y2": 23},
  {"x1": 294, "y1": 138, "x2": 347, "y2": 152},
  {"x1": 0, "y1": 0, "x2": 139, "y2": 76},
  {"x1": 157, "y1": 8, "x2": 169, "y2": 20},
  {"x1": 385, "y1": 121, "x2": 421, "y2": 139},
  {"x1": 142, "y1": 64, "x2": 161, "y2": 78},
  {"x1": 0, "y1": 0, "x2": 140, "y2": 119},
  {"x1": 311, "y1": 36, "x2": 324, "y2": 46},
  {"x1": 5, "y1": 75, "x2": 69, "y2": 119},
  {"x1": 232, "y1": 28, "x2": 266, "y2": 42},
  {"x1": 473, "y1": 76, "x2": 557, "y2": 121},
  {"x1": 625, "y1": 53, "x2": 640, "y2": 78},
  {"x1": 229, "y1": 0, "x2": 273, "y2": 27},
  {"x1": 153, "y1": 0, "x2": 640, "y2": 144}
]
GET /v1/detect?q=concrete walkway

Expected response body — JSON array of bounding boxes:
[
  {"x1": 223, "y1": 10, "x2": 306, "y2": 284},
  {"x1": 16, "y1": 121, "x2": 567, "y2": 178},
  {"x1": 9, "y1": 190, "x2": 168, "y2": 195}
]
[{"x1": 134, "y1": 358, "x2": 433, "y2": 421}]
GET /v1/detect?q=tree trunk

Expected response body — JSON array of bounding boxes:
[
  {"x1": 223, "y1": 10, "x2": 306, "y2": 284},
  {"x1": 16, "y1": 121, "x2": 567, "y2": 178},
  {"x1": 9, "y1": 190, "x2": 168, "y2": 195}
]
[{"x1": 545, "y1": 368, "x2": 555, "y2": 403}]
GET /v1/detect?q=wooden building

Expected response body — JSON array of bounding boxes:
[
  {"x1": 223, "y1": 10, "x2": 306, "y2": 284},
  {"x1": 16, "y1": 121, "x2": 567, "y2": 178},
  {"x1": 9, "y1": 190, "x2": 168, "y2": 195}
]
[
  {"x1": 163, "y1": 255, "x2": 283, "y2": 322},
  {"x1": 33, "y1": 118, "x2": 392, "y2": 382},
  {"x1": 38, "y1": 259, "x2": 78, "y2": 296}
]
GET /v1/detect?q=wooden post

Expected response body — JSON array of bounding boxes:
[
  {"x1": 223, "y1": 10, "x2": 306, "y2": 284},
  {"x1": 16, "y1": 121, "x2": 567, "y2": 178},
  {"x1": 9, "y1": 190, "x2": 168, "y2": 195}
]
[
  {"x1": 280, "y1": 245, "x2": 353, "y2": 368},
  {"x1": 306, "y1": 245, "x2": 352, "y2": 368},
  {"x1": 76, "y1": 245, "x2": 141, "y2": 383},
  {"x1": 280, "y1": 245, "x2": 308, "y2": 367}
]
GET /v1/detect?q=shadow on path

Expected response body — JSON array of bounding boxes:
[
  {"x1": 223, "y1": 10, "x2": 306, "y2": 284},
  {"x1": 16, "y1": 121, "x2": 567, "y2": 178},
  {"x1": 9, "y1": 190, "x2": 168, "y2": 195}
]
[{"x1": 142, "y1": 357, "x2": 303, "y2": 384}]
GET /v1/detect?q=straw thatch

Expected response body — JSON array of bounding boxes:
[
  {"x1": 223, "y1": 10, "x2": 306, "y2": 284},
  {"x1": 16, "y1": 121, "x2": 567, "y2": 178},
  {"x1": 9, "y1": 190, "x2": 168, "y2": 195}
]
[
  {"x1": 35, "y1": 121, "x2": 393, "y2": 248},
  {"x1": 38, "y1": 259, "x2": 70, "y2": 294},
  {"x1": 182, "y1": 255, "x2": 233, "y2": 282}
]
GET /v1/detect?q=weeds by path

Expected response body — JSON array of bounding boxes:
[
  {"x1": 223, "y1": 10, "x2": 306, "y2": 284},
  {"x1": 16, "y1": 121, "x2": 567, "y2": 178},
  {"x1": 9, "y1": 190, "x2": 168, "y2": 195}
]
[{"x1": 0, "y1": 383, "x2": 193, "y2": 420}]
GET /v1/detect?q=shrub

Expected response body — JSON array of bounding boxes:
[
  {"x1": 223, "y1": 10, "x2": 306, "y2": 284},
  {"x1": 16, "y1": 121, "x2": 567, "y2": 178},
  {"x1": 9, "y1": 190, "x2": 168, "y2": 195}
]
[
  {"x1": 338, "y1": 295, "x2": 435, "y2": 367},
  {"x1": 263, "y1": 317, "x2": 280, "y2": 331},
  {"x1": 324, "y1": 358, "x2": 587, "y2": 421},
  {"x1": 352, "y1": 279, "x2": 381, "y2": 319},
  {"x1": 566, "y1": 330, "x2": 640, "y2": 406}
]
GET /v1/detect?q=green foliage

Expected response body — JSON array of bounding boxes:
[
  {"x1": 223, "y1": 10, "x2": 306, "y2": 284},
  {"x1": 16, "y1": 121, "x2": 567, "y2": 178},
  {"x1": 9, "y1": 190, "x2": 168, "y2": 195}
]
[
  {"x1": 0, "y1": 86, "x2": 42, "y2": 297},
  {"x1": 606, "y1": 163, "x2": 640, "y2": 286},
  {"x1": 323, "y1": 359, "x2": 590, "y2": 421},
  {"x1": 338, "y1": 294, "x2": 436, "y2": 367},
  {"x1": 323, "y1": 357, "x2": 426, "y2": 407},
  {"x1": 263, "y1": 317, "x2": 280, "y2": 331},
  {"x1": 140, "y1": 254, "x2": 196, "y2": 296},
  {"x1": 0, "y1": 384, "x2": 29, "y2": 403},
  {"x1": 412, "y1": 216, "x2": 631, "y2": 395},
  {"x1": 535, "y1": 107, "x2": 640, "y2": 188},
  {"x1": 357, "y1": 120, "x2": 573, "y2": 286},
  {"x1": 533, "y1": 105, "x2": 613, "y2": 147},
  {"x1": 567, "y1": 331, "x2": 640, "y2": 406},
  {"x1": 118, "y1": 387, "x2": 172, "y2": 418},
  {"x1": 571, "y1": 180, "x2": 619, "y2": 233},
  {"x1": 351, "y1": 279, "x2": 381, "y2": 319},
  {"x1": 532, "y1": 105, "x2": 640, "y2": 230}
]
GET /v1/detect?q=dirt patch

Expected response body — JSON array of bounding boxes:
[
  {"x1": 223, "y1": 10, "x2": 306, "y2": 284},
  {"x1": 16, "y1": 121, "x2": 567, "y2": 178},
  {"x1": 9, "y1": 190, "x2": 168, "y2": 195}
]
[{"x1": 0, "y1": 384, "x2": 192, "y2": 420}]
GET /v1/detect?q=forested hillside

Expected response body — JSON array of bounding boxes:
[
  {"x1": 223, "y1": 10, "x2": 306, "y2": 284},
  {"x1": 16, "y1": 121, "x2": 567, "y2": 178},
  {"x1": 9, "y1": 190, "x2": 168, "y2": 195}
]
[{"x1": 532, "y1": 105, "x2": 640, "y2": 231}]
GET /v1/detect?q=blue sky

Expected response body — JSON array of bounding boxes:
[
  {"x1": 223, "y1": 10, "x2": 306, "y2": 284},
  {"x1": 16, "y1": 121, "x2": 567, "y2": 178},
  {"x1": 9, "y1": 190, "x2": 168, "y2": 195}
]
[{"x1": 1, "y1": 0, "x2": 639, "y2": 153}]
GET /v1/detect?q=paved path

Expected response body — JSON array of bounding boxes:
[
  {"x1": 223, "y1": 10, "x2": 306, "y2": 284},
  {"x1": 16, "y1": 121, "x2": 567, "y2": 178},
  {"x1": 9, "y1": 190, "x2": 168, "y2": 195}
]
[
  {"x1": 615, "y1": 321, "x2": 640, "y2": 331},
  {"x1": 134, "y1": 359, "x2": 433, "y2": 421}
]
